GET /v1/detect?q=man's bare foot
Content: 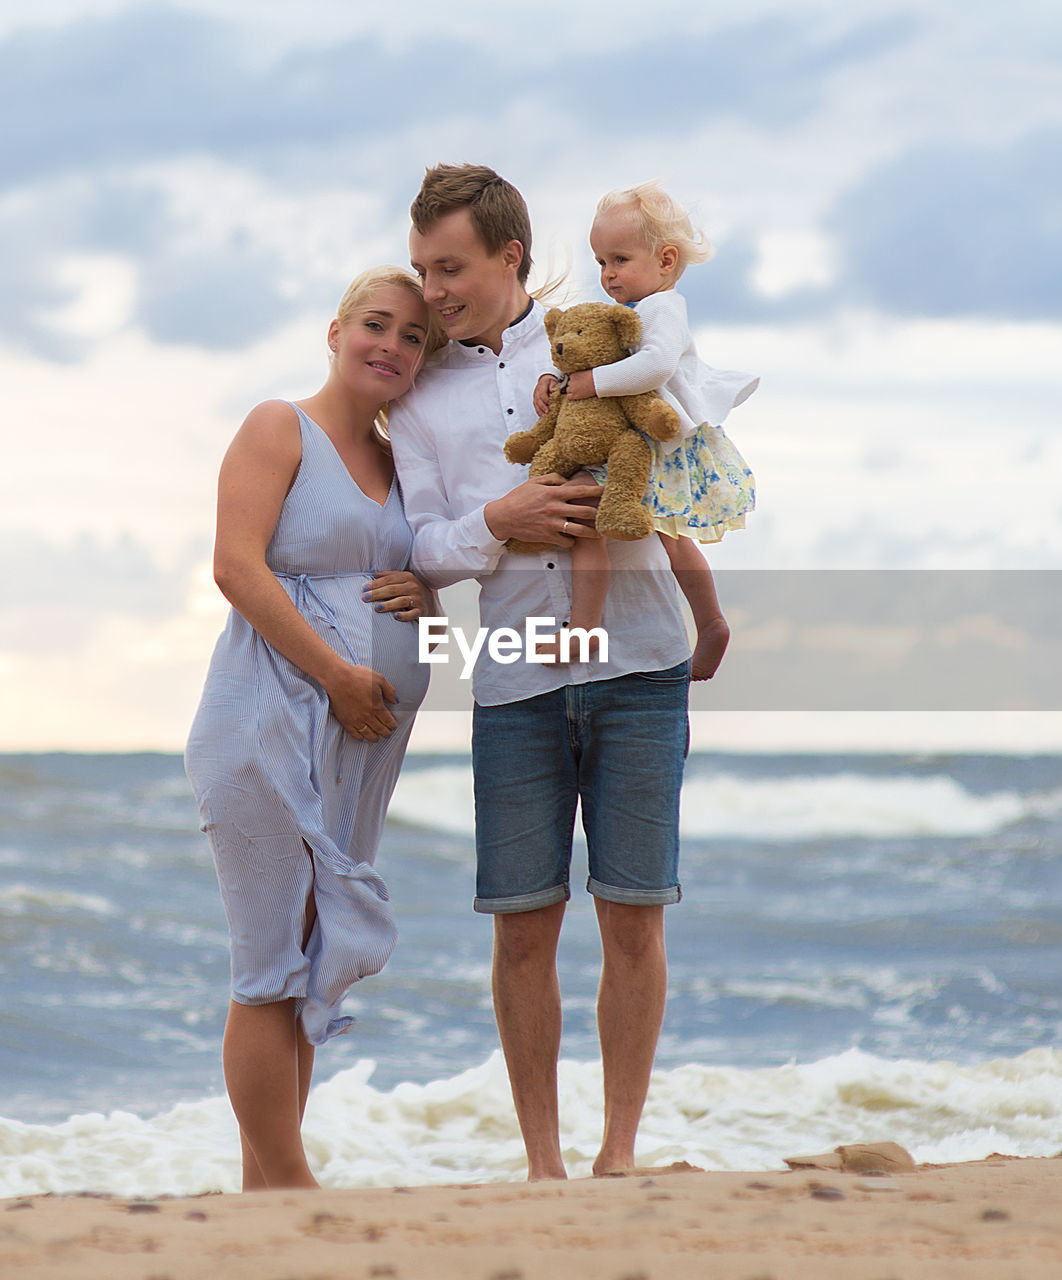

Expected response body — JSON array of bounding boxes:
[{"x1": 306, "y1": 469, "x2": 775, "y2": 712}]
[
  {"x1": 593, "y1": 1159, "x2": 704, "y2": 1178},
  {"x1": 691, "y1": 616, "x2": 730, "y2": 680}
]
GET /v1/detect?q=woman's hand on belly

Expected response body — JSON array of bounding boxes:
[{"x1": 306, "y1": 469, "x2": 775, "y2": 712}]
[
  {"x1": 324, "y1": 663, "x2": 398, "y2": 742},
  {"x1": 362, "y1": 571, "x2": 436, "y2": 622}
]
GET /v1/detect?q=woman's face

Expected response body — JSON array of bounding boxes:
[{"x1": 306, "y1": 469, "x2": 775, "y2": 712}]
[{"x1": 331, "y1": 285, "x2": 431, "y2": 401}]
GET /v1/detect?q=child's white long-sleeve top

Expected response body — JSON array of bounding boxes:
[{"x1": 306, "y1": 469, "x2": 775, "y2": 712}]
[{"x1": 590, "y1": 290, "x2": 758, "y2": 452}]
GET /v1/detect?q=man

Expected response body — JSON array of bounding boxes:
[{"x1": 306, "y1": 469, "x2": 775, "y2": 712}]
[{"x1": 389, "y1": 164, "x2": 691, "y2": 1180}]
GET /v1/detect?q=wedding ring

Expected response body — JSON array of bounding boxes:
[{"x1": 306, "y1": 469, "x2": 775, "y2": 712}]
[{"x1": 562, "y1": 520, "x2": 570, "y2": 534}]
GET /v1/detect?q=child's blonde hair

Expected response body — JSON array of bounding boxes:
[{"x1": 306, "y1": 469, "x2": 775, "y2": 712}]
[{"x1": 595, "y1": 180, "x2": 713, "y2": 276}]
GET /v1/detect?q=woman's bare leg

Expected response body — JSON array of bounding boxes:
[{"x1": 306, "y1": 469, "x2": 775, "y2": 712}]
[
  {"x1": 223, "y1": 999, "x2": 318, "y2": 1189},
  {"x1": 225, "y1": 881, "x2": 319, "y2": 1191}
]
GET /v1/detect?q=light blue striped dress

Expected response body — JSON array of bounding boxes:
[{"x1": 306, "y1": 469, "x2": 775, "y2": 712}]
[{"x1": 185, "y1": 404, "x2": 429, "y2": 1045}]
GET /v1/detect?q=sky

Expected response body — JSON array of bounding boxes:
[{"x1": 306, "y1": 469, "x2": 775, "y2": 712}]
[{"x1": 1, "y1": 0, "x2": 1061, "y2": 752}]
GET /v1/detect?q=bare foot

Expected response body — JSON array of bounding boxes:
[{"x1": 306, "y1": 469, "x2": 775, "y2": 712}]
[
  {"x1": 593, "y1": 1159, "x2": 704, "y2": 1178},
  {"x1": 691, "y1": 616, "x2": 730, "y2": 680}
]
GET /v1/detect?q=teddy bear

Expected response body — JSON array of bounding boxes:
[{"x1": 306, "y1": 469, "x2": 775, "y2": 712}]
[{"x1": 503, "y1": 302, "x2": 681, "y2": 553}]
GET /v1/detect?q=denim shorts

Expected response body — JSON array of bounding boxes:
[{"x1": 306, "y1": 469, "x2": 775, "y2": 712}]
[{"x1": 471, "y1": 660, "x2": 690, "y2": 913}]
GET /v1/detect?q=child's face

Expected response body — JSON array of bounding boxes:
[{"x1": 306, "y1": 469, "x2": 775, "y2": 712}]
[{"x1": 590, "y1": 205, "x2": 675, "y2": 306}]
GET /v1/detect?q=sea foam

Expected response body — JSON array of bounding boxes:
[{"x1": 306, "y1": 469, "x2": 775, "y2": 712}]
[{"x1": 2, "y1": 1049, "x2": 1060, "y2": 1199}]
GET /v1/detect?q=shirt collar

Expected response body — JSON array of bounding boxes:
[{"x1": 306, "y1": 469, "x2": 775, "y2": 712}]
[{"x1": 447, "y1": 299, "x2": 544, "y2": 363}]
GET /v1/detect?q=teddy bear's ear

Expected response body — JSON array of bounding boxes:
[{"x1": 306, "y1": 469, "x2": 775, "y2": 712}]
[
  {"x1": 544, "y1": 308, "x2": 564, "y2": 338},
  {"x1": 612, "y1": 305, "x2": 643, "y2": 350}
]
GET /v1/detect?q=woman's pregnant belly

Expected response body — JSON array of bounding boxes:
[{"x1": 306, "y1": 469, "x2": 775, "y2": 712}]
[{"x1": 305, "y1": 577, "x2": 430, "y2": 716}]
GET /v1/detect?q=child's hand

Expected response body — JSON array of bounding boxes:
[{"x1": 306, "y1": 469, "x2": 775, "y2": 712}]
[
  {"x1": 533, "y1": 373, "x2": 557, "y2": 416},
  {"x1": 565, "y1": 370, "x2": 596, "y2": 400}
]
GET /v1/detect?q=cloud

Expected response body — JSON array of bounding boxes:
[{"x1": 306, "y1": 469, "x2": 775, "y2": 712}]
[
  {"x1": 0, "y1": 11, "x2": 498, "y2": 189},
  {"x1": 705, "y1": 569, "x2": 1062, "y2": 711},
  {"x1": 0, "y1": 9, "x2": 239, "y2": 189},
  {"x1": 830, "y1": 129, "x2": 1062, "y2": 320},
  {"x1": 0, "y1": 170, "x2": 315, "y2": 356},
  {"x1": 691, "y1": 124, "x2": 1062, "y2": 326},
  {"x1": 560, "y1": 12, "x2": 920, "y2": 131},
  {"x1": 0, "y1": 529, "x2": 199, "y2": 625},
  {"x1": 0, "y1": 175, "x2": 166, "y2": 358},
  {"x1": 0, "y1": 193, "x2": 85, "y2": 359},
  {"x1": 680, "y1": 233, "x2": 837, "y2": 326},
  {"x1": 0, "y1": 3, "x2": 1057, "y2": 358},
  {"x1": 0, "y1": 8, "x2": 921, "y2": 191},
  {"x1": 135, "y1": 238, "x2": 298, "y2": 346}
]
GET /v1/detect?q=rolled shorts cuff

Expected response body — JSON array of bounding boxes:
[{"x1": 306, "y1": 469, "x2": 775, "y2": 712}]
[
  {"x1": 473, "y1": 882, "x2": 571, "y2": 915},
  {"x1": 587, "y1": 876, "x2": 682, "y2": 906}
]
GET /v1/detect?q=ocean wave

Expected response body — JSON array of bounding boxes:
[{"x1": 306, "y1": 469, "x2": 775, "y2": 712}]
[
  {"x1": 2, "y1": 1048, "x2": 1060, "y2": 1199},
  {"x1": 680, "y1": 772, "x2": 1054, "y2": 839},
  {"x1": 0, "y1": 884, "x2": 117, "y2": 918},
  {"x1": 388, "y1": 765, "x2": 1061, "y2": 841}
]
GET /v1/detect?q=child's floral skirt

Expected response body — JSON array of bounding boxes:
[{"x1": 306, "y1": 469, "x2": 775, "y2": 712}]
[
  {"x1": 643, "y1": 422, "x2": 755, "y2": 543},
  {"x1": 583, "y1": 422, "x2": 755, "y2": 544}
]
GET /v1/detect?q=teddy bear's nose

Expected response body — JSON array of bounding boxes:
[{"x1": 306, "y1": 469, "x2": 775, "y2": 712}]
[{"x1": 555, "y1": 342, "x2": 563, "y2": 355}]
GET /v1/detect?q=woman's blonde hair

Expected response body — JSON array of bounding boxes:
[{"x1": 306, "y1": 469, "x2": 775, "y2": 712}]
[
  {"x1": 596, "y1": 180, "x2": 714, "y2": 276},
  {"x1": 333, "y1": 265, "x2": 446, "y2": 448}
]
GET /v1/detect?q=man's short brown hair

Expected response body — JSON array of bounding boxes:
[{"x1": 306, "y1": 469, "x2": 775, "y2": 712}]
[{"x1": 411, "y1": 163, "x2": 533, "y2": 285}]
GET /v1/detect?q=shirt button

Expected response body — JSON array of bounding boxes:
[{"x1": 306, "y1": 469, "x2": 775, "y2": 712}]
[
  {"x1": 546, "y1": 562, "x2": 556, "y2": 569},
  {"x1": 499, "y1": 361, "x2": 506, "y2": 368},
  {"x1": 506, "y1": 408, "x2": 514, "y2": 415},
  {"x1": 478, "y1": 347, "x2": 485, "y2": 354}
]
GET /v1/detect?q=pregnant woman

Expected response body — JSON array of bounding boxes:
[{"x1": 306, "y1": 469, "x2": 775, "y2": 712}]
[{"x1": 186, "y1": 266, "x2": 442, "y2": 1190}]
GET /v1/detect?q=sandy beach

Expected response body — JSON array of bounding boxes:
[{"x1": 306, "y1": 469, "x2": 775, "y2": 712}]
[{"x1": 3, "y1": 1154, "x2": 1061, "y2": 1280}]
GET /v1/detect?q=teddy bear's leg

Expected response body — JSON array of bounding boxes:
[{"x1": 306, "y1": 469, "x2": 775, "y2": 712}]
[
  {"x1": 620, "y1": 392, "x2": 682, "y2": 444},
  {"x1": 527, "y1": 438, "x2": 580, "y2": 479},
  {"x1": 504, "y1": 411, "x2": 560, "y2": 465},
  {"x1": 596, "y1": 433, "x2": 654, "y2": 541},
  {"x1": 505, "y1": 536, "x2": 556, "y2": 554}
]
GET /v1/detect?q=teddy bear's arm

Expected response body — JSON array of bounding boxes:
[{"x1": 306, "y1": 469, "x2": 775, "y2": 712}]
[
  {"x1": 503, "y1": 396, "x2": 562, "y2": 465},
  {"x1": 618, "y1": 392, "x2": 682, "y2": 443}
]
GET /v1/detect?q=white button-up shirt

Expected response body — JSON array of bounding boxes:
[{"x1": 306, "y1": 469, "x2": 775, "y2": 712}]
[{"x1": 388, "y1": 301, "x2": 690, "y2": 706}]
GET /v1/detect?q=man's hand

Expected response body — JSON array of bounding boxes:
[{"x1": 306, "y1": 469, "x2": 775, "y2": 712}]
[{"x1": 485, "y1": 474, "x2": 602, "y2": 545}]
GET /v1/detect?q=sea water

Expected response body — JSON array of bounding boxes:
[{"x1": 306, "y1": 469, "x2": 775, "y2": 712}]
[{"x1": 1, "y1": 750, "x2": 1061, "y2": 1195}]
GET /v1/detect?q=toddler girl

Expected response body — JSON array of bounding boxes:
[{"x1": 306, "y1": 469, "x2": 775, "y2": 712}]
[{"x1": 534, "y1": 181, "x2": 757, "y2": 679}]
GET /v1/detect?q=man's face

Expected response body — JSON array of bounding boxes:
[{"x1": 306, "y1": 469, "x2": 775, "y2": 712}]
[{"x1": 409, "y1": 208, "x2": 520, "y2": 349}]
